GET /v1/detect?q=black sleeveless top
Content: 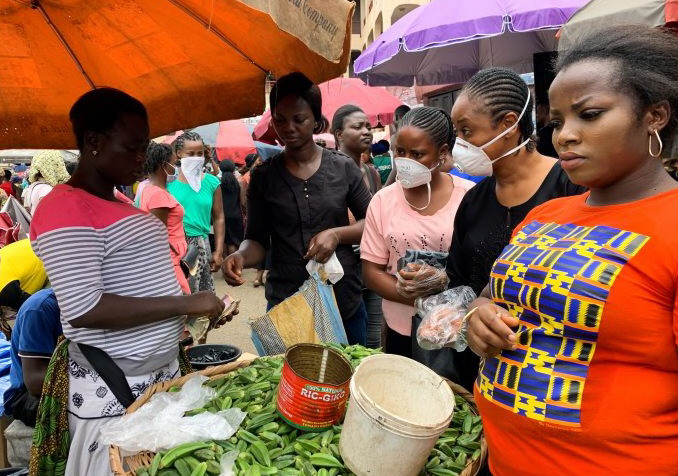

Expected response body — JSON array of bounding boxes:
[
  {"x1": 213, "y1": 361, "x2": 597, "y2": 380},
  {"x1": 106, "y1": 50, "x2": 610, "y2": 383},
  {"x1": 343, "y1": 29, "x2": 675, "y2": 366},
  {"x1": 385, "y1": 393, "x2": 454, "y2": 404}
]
[{"x1": 444, "y1": 163, "x2": 586, "y2": 390}]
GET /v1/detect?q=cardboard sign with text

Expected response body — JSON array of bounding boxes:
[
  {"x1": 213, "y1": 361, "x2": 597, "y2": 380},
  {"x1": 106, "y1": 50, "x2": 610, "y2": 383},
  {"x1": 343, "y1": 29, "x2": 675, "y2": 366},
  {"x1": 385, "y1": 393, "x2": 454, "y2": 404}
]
[{"x1": 240, "y1": 0, "x2": 354, "y2": 62}]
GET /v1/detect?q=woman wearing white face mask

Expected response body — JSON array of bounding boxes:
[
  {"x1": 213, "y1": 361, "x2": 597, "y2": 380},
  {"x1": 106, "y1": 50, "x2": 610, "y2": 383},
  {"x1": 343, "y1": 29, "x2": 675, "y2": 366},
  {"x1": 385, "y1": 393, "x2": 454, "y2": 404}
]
[
  {"x1": 137, "y1": 143, "x2": 190, "y2": 294},
  {"x1": 361, "y1": 107, "x2": 475, "y2": 357},
  {"x1": 444, "y1": 67, "x2": 585, "y2": 391},
  {"x1": 169, "y1": 131, "x2": 225, "y2": 294}
]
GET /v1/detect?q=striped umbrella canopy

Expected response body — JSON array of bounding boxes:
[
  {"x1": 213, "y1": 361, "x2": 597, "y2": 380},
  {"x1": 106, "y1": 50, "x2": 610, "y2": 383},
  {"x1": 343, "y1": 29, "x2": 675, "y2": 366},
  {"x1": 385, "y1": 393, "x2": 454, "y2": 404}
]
[{"x1": 559, "y1": 0, "x2": 678, "y2": 50}]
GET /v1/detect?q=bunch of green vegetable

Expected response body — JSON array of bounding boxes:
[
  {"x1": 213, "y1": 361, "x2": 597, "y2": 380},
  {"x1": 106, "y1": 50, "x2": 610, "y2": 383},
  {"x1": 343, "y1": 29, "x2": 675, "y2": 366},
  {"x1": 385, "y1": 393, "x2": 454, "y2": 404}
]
[{"x1": 136, "y1": 345, "x2": 483, "y2": 476}]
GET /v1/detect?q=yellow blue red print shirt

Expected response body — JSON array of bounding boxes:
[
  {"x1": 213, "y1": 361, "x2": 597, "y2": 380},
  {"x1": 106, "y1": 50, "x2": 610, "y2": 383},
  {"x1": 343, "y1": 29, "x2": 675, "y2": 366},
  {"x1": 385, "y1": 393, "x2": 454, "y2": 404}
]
[{"x1": 475, "y1": 189, "x2": 678, "y2": 476}]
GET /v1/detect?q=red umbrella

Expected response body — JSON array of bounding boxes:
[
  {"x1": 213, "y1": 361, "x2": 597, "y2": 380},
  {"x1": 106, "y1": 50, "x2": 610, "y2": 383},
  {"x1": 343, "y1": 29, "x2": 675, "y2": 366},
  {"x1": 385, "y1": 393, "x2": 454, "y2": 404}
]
[
  {"x1": 153, "y1": 121, "x2": 255, "y2": 164},
  {"x1": 155, "y1": 130, "x2": 183, "y2": 145},
  {"x1": 213, "y1": 120, "x2": 256, "y2": 165},
  {"x1": 253, "y1": 77, "x2": 404, "y2": 143}
]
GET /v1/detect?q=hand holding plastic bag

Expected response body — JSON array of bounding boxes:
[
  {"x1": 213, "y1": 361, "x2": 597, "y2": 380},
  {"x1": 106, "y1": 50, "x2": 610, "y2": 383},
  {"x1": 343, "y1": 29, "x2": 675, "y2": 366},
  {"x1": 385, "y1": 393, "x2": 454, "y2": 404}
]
[
  {"x1": 415, "y1": 286, "x2": 476, "y2": 351},
  {"x1": 99, "y1": 376, "x2": 247, "y2": 453},
  {"x1": 396, "y1": 262, "x2": 449, "y2": 300},
  {"x1": 306, "y1": 253, "x2": 344, "y2": 284}
]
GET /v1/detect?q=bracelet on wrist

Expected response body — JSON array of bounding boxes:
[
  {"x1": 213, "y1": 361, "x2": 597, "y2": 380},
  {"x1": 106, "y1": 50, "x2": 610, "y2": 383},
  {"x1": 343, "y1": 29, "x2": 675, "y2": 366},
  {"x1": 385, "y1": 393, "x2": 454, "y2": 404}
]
[{"x1": 460, "y1": 306, "x2": 479, "y2": 346}]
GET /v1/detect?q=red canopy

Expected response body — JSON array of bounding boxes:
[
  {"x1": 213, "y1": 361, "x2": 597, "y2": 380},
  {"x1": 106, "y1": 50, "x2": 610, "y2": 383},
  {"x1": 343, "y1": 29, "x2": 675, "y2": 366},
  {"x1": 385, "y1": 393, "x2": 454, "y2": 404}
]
[
  {"x1": 160, "y1": 121, "x2": 255, "y2": 164},
  {"x1": 213, "y1": 120, "x2": 256, "y2": 165},
  {"x1": 253, "y1": 77, "x2": 403, "y2": 143}
]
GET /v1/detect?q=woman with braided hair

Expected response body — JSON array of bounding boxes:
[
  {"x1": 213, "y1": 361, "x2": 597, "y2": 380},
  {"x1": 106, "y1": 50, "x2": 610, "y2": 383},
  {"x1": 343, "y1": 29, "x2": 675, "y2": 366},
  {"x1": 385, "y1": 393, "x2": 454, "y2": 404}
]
[
  {"x1": 168, "y1": 131, "x2": 225, "y2": 293},
  {"x1": 361, "y1": 107, "x2": 475, "y2": 356},
  {"x1": 444, "y1": 67, "x2": 585, "y2": 391},
  {"x1": 137, "y1": 142, "x2": 190, "y2": 293}
]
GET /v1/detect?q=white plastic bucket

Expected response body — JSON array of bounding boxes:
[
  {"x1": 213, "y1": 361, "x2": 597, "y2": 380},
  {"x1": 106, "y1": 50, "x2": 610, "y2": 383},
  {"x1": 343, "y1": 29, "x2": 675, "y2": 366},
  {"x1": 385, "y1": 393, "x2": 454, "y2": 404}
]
[{"x1": 339, "y1": 354, "x2": 455, "y2": 476}]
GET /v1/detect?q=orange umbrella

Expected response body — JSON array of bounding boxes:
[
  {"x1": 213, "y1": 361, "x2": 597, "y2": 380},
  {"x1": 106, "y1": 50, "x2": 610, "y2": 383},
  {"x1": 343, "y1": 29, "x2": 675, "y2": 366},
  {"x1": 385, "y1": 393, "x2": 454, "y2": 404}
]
[{"x1": 0, "y1": 0, "x2": 354, "y2": 148}]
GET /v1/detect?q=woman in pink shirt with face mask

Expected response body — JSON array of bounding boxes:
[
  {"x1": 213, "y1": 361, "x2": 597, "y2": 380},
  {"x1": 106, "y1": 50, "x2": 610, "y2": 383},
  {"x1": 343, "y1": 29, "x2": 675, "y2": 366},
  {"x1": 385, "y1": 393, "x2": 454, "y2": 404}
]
[
  {"x1": 360, "y1": 107, "x2": 475, "y2": 357},
  {"x1": 137, "y1": 142, "x2": 190, "y2": 294}
]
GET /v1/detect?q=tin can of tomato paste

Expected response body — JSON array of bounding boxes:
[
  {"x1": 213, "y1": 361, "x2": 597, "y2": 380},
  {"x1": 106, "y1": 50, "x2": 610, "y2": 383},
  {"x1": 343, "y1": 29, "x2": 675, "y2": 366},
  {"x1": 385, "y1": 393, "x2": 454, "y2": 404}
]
[{"x1": 276, "y1": 343, "x2": 353, "y2": 431}]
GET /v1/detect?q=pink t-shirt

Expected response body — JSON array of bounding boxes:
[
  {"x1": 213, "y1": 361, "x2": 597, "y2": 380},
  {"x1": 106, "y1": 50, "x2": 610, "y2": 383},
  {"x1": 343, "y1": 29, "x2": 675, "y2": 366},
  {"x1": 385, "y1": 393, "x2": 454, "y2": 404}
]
[
  {"x1": 360, "y1": 176, "x2": 475, "y2": 335},
  {"x1": 138, "y1": 184, "x2": 189, "y2": 293}
]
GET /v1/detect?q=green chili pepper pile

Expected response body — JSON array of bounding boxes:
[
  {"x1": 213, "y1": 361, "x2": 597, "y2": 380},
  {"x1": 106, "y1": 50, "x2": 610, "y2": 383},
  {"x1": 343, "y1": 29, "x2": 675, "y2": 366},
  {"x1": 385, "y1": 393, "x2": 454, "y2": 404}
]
[{"x1": 135, "y1": 345, "x2": 483, "y2": 476}]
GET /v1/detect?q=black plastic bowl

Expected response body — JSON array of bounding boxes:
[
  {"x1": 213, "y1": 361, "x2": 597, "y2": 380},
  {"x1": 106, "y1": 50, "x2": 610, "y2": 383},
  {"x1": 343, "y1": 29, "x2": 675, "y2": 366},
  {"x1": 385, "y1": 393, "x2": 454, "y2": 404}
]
[{"x1": 187, "y1": 344, "x2": 242, "y2": 370}]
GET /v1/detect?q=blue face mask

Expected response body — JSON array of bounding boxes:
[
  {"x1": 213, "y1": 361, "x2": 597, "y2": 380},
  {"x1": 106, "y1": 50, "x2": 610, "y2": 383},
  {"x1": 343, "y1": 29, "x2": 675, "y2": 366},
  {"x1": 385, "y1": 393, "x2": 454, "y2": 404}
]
[{"x1": 164, "y1": 163, "x2": 178, "y2": 182}]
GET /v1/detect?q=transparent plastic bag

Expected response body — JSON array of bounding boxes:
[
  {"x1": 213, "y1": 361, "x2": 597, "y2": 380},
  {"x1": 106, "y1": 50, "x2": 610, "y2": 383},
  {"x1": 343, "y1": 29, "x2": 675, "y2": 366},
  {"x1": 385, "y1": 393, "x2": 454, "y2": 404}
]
[
  {"x1": 396, "y1": 249, "x2": 448, "y2": 271},
  {"x1": 415, "y1": 286, "x2": 476, "y2": 351},
  {"x1": 99, "y1": 375, "x2": 247, "y2": 453},
  {"x1": 219, "y1": 450, "x2": 239, "y2": 476},
  {"x1": 395, "y1": 262, "x2": 450, "y2": 299}
]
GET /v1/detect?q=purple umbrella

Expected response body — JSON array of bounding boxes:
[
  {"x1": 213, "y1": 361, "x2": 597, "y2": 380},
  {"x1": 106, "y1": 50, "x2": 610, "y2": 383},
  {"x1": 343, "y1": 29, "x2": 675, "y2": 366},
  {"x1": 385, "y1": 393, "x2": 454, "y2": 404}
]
[{"x1": 354, "y1": 0, "x2": 587, "y2": 86}]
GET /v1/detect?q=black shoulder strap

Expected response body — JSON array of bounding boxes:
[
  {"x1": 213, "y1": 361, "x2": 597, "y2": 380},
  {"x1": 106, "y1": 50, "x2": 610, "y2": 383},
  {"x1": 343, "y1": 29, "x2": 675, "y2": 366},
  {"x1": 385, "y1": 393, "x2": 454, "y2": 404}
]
[{"x1": 77, "y1": 343, "x2": 135, "y2": 408}]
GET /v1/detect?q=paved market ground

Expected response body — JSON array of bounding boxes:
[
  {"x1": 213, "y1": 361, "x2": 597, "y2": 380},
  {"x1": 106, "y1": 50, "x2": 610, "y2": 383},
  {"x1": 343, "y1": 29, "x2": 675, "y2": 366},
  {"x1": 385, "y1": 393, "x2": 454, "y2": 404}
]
[{"x1": 206, "y1": 268, "x2": 265, "y2": 354}]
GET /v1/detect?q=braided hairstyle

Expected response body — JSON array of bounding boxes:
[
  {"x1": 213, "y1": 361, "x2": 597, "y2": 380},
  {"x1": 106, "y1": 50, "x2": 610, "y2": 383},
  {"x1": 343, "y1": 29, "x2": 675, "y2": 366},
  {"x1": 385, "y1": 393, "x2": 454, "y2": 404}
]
[
  {"x1": 556, "y1": 24, "x2": 678, "y2": 174},
  {"x1": 462, "y1": 67, "x2": 535, "y2": 151},
  {"x1": 172, "y1": 131, "x2": 205, "y2": 156},
  {"x1": 398, "y1": 106, "x2": 455, "y2": 151},
  {"x1": 144, "y1": 142, "x2": 174, "y2": 175}
]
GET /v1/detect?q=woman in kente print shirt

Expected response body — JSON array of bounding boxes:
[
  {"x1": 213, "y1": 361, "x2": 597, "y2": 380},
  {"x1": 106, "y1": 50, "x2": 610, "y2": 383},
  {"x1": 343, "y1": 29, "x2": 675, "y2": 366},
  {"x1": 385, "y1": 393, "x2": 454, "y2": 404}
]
[{"x1": 466, "y1": 25, "x2": 678, "y2": 476}]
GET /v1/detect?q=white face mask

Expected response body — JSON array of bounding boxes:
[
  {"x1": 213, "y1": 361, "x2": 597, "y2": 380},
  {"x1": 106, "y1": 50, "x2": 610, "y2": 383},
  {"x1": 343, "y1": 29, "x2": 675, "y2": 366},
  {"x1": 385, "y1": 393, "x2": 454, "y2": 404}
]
[
  {"x1": 453, "y1": 90, "x2": 531, "y2": 177},
  {"x1": 395, "y1": 157, "x2": 440, "y2": 210},
  {"x1": 180, "y1": 157, "x2": 204, "y2": 192}
]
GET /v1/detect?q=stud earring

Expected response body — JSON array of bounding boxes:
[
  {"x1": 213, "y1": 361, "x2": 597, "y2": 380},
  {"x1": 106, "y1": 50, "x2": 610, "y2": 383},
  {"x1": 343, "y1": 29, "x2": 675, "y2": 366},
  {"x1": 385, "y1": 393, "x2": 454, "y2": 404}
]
[{"x1": 92, "y1": 150, "x2": 98, "y2": 157}]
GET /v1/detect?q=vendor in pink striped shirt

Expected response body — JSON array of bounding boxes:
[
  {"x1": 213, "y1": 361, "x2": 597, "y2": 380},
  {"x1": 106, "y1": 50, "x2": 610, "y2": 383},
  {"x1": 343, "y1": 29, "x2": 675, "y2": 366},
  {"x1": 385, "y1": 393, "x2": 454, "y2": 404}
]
[{"x1": 29, "y1": 88, "x2": 226, "y2": 476}]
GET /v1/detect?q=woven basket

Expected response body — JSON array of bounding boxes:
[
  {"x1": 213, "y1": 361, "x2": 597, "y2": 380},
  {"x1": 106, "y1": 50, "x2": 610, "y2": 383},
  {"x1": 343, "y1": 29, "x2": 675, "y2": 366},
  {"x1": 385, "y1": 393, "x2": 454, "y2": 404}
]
[
  {"x1": 109, "y1": 359, "x2": 487, "y2": 476},
  {"x1": 446, "y1": 380, "x2": 488, "y2": 476},
  {"x1": 109, "y1": 358, "x2": 256, "y2": 476}
]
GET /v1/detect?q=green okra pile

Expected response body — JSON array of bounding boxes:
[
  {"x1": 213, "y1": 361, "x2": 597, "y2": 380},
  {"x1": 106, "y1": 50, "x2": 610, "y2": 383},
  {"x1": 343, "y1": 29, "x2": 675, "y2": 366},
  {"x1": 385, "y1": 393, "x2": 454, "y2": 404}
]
[{"x1": 136, "y1": 345, "x2": 482, "y2": 476}]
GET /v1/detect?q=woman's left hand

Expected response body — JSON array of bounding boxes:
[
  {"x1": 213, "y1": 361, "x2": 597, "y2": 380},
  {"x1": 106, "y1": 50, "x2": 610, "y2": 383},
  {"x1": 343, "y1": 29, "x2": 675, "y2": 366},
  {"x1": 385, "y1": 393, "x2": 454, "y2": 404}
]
[
  {"x1": 396, "y1": 263, "x2": 449, "y2": 299},
  {"x1": 211, "y1": 251, "x2": 224, "y2": 272},
  {"x1": 304, "y1": 230, "x2": 340, "y2": 264}
]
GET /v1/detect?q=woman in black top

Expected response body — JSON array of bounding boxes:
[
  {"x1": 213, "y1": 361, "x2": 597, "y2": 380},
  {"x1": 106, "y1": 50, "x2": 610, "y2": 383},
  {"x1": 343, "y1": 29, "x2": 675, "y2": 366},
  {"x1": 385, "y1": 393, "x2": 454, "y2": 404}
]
[
  {"x1": 445, "y1": 68, "x2": 585, "y2": 390},
  {"x1": 219, "y1": 159, "x2": 244, "y2": 256},
  {"x1": 332, "y1": 104, "x2": 381, "y2": 195},
  {"x1": 222, "y1": 73, "x2": 372, "y2": 345}
]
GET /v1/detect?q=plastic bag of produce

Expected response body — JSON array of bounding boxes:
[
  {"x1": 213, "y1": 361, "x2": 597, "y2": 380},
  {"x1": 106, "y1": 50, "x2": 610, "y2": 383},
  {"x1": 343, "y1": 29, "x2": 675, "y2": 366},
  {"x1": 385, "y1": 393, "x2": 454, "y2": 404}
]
[
  {"x1": 99, "y1": 375, "x2": 246, "y2": 453},
  {"x1": 249, "y1": 271, "x2": 348, "y2": 356},
  {"x1": 415, "y1": 286, "x2": 476, "y2": 351}
]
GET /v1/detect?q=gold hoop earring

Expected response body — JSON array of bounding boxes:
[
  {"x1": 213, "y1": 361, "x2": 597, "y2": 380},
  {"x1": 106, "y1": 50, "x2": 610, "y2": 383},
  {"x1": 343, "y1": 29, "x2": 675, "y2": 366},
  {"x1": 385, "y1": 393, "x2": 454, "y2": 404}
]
[{"x1": 649, "y1": 130, "x2": 663, "y2": 158}]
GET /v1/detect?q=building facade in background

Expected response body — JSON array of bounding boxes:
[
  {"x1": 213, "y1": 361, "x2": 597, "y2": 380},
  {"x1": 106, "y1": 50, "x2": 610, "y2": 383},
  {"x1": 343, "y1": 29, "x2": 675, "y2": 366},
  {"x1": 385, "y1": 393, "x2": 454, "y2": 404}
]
[
  {"x1": 348, "y1": 0, "x2": 432, "y2": 108},
  {"x1": 349, "y1": 0, "x2": 430, "y2": 79}
]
